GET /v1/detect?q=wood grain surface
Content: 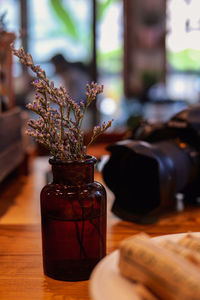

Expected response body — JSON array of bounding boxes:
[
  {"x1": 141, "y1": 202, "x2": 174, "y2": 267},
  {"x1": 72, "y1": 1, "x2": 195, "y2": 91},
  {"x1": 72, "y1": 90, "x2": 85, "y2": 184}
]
[{"x1": 1, "y1": 156, "x2": 200, "y2": 300}]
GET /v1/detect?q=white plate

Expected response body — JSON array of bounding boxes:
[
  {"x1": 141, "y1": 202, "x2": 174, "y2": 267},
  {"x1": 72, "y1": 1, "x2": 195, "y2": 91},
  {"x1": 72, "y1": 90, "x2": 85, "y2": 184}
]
[{"x1": 89, "y1": 232, "x2": 200, "y2": 300}]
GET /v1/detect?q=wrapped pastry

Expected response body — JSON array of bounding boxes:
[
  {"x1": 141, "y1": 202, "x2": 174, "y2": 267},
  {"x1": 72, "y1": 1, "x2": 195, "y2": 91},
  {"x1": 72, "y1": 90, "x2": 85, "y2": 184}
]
[
  {"x1": 161, "y1": 239, "x2": 200, "y2": 267},
  {"x1": 178, "y1": 234, "x2": 200, "y2": 252},
  {"x1": 119, "y1": 233, "x2": 200, "y2": 300}
]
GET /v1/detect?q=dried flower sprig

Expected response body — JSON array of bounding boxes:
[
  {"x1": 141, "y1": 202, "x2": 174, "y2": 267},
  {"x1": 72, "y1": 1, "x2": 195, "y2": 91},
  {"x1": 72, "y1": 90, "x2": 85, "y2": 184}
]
[{"x1": 11, "y1": 45, "x2": 113, "y2": 161}]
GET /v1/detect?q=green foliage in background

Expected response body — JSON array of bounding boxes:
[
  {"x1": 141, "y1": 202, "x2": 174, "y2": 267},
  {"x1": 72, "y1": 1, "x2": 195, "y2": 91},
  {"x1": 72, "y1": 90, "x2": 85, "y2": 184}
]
[
  {"x1": 49, "y1": 0, "x2": 122, "y2": 73},
  {"x1": 97, "y1": 48, "x2": 122, "y2": 73},
  {"x1": 97, "y1": 0, "x2": 112, "y2": 21},
  {"x1": 167, "y1": 49, "x2": 200, "y2": 71},
  {"x1": 50, "y1": 0, "x2": 78, "y2": 40},
  {"x1": 97, "y1": 0, "x2": 122, "y2": 74}
]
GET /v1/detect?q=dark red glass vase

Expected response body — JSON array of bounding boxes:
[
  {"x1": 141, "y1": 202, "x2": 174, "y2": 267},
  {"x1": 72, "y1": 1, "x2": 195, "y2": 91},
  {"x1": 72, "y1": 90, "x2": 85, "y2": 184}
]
[{"x1": 40, "y1": 156, "x2": 106, "y2": 281}]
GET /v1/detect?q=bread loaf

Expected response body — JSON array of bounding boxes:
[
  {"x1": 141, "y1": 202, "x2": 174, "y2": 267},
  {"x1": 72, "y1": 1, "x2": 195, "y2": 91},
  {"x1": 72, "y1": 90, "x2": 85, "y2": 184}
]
[
  {"x1": 133, "y1": 282, "x2": 160, "y2": 300},
  {"x1": 119, "y1": 233, "x2": 200, "y2": 300},
  {"x1": 161, "y1": 239, "x2": 200, "y2": 267},
  {"x1": 178, "y1": 233, "x2": 200, "y2": 252}
]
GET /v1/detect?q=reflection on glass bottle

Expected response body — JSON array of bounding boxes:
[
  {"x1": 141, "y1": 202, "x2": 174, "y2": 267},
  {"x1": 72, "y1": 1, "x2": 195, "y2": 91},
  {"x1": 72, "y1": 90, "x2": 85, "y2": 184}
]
[{"x1": 0, "y1": 70, "x2": 8, "y2": 112}]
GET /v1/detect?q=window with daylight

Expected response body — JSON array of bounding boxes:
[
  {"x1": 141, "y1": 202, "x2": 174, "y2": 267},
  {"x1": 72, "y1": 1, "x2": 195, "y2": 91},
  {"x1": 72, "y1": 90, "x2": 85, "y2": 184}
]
[
  {"x1": 166, "y1": 0, "x2": 200, "y2": 103},
  {"x1": 0, "y1": 0, "x2": 124, "y2": 124}
]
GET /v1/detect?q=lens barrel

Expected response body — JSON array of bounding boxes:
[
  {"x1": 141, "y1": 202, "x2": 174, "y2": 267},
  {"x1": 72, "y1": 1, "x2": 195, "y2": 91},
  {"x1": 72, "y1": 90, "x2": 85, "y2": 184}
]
[{"x1": 102, "y1": 139, "x2": 199, "y2": 223}]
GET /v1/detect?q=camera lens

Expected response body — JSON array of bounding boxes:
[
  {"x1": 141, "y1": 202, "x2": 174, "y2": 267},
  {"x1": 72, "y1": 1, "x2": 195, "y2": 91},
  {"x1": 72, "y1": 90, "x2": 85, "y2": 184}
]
[{"x1": 103, "y1": 139, "x2": 199, "y2": 222}]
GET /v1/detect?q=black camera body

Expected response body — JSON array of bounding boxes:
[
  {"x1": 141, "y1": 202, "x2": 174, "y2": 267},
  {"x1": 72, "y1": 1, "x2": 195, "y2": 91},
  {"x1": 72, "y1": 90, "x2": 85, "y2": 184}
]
[{"x1": 102, "y1": 104, "x2": 200, "y2": 224}]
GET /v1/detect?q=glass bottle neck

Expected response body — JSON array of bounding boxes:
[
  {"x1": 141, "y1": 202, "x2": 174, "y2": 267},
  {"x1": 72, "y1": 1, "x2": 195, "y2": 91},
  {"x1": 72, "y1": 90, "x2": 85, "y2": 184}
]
[{"x1": 50, "y1": 157, "x2": 96, "y2": 186}]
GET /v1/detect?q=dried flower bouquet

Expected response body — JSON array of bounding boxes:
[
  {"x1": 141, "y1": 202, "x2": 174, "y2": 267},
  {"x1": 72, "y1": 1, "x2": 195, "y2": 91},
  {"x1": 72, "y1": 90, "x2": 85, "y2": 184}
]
[{"x1": 12, "y1": 45, "x2": 113, "y2": 161}]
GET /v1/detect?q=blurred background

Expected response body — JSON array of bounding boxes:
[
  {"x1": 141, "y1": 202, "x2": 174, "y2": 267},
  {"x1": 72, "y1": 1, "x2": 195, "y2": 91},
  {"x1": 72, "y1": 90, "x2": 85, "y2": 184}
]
[
  {"x1": 1, "y1": 0, "x2": 200, "y2": 178},
  {"x1": 2, "y1": 0, "x2": 200, "y2": 125},
  {"x1": 1, "y1": 0, "x2": 124, "y2": 128}
]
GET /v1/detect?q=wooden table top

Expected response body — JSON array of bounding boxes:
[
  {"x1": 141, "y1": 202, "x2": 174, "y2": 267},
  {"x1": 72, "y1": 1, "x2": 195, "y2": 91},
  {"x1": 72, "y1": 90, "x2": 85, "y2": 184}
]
[{"x1": 1, "y1": 156, "x2": 200, "y2": 300}]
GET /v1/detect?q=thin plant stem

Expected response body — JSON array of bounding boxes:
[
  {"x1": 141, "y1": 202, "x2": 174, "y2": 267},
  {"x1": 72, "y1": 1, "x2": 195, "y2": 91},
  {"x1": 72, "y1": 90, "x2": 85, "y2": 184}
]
[{"x1": 11, "y1": 45, "x2": 113, "y2": 161}]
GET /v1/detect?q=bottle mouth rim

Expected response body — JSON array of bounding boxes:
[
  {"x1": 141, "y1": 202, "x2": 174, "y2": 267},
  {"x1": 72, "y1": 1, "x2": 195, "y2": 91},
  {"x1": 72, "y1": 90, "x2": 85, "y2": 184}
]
[{"x1": 49, "y1": 155, "x2": 97, "y2": 165}]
